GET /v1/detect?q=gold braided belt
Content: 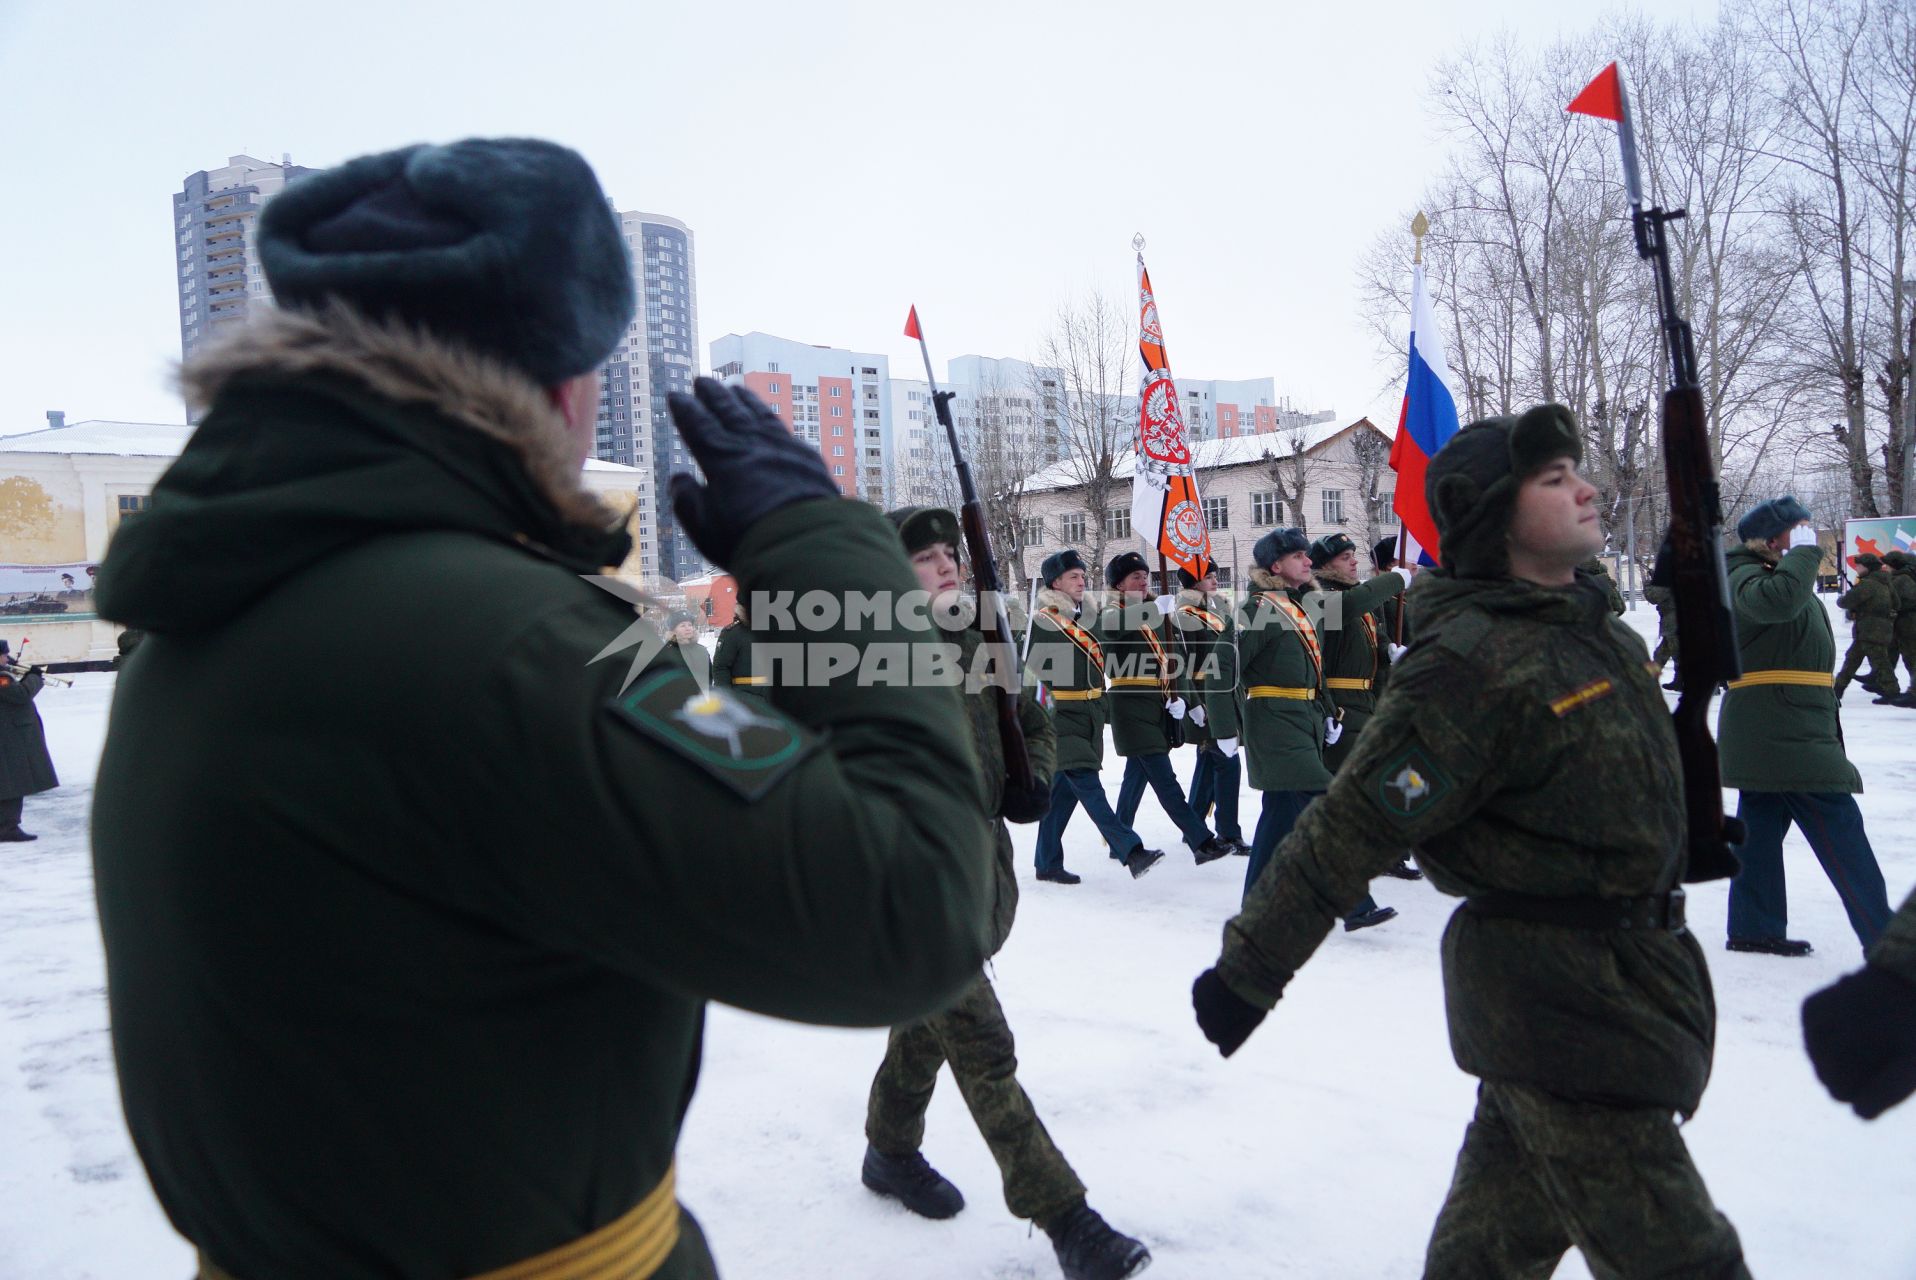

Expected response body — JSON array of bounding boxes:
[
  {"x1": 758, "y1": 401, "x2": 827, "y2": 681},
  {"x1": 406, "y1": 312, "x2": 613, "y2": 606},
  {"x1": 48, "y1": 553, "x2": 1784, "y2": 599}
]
[
  {"x1": 1050, "y1": 688, "x2": 1104, "y2": 701},
  {"x1": 1324, "y1": 677, "x2": 1373, "y2": 692},
  {"x1": 1108, "y1": 676, "x2": 1163, "y2": 688},
  {"x1": 199, "y1": 1163, "x2": 680, "y2": 1280},
  {"x1": 730, "y1": 675, "x2": 771, "y2": 686},
  {"x1": 1726, "y1": 669, "x2": 1834, "y2": 690},
  {"x1": 1246, "y1": 685, "x2": 1316, "y2": 700}
]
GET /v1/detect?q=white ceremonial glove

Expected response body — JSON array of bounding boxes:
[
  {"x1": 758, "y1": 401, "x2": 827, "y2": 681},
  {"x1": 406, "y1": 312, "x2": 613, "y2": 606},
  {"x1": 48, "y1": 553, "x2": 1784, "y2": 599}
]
[
  {"x1": 1154, "y1": 593, "x2": 1177, "y2": 616},
  {"x1": 1789, "y1": 524, "x2": 1819, "y2": 549},
  {"x1": 1190, "y1": 705, "x2": 1207, "y2": 728},
  {"x1": 1167, "y1": 697, "x2": 1187, "y2": 720},
  {"x1": 1216, "y1": 737, "x2": 1240, "y2": 758},
  {"x1": 1388, "y1": 643, "x2": 1409, "y2": 664},
  {"x1": 1324, "y1": 717, "x2": 1344, "y2": 746}
]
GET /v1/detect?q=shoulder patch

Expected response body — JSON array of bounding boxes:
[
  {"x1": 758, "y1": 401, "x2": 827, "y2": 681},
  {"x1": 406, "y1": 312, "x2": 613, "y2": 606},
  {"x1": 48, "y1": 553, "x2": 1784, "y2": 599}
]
[
  {"x1": 1375, "y1": 743, "x2": 1453, "y2": 818},
  {"x1": 608, "y1": 668, "x2": 817, "y2": 801}
]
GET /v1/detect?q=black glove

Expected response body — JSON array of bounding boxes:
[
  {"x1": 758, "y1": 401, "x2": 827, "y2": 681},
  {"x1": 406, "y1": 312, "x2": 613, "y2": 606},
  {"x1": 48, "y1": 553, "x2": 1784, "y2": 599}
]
[
  {"x1": 664, "y1": 377, "x2": 840, "y2": 568},
  {"x1": 999, "y1": 779, "x2": 1052, "y2": 825},
  {"x1": 1192, "y1": 967, "x2": 1267, "y2": 1059},
  {"x1": 1803, "y1": 963, "x2": 1916, "y2": 1120}
]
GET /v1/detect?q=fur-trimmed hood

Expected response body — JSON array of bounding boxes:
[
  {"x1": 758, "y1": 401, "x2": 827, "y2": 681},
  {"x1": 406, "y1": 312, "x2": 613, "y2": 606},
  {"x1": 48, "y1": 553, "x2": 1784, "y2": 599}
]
[
  {"x1": 96, "y1": 306, "x2": 632, "y2": 635},
  {"x1": 182, "y1": 305, "x2": 614, "y2": 529},
  {"x1": 1036, "y1": 587, "x2": 1082, "y2": 617},
  {"x1": 1248, "y1": 567, "x2": 1311, "y2": 596}
]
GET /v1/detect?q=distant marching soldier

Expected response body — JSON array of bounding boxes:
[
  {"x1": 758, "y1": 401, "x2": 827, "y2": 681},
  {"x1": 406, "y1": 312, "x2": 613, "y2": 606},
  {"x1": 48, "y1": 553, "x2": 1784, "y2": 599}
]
[
  {"x1": 1309, "y1": 533, "x2": 1419, "y2": 883},
  {"x1": 1834, "y1": 552, "x2": 1901, "y2": 703},
  {"x1": 1031, "y1": 550, "x2": 1165, "y2": 882},
  {"x1": 1178, "y1": 557, "x2": 1250, "y2": 857},
  {"x1": 859, "y1": 508, "x2": 1150, "y2": 1280},
  {"x1": 1719, "y1": 497, "x2": 1894, "y2": 957},
  {"x1": 1193, "y1": 406, "x2": 1749, "y2": 1279},
  {"x1": 1238, "y1": 528, "x2": 1396, "y2": 931},
  {"x1": 1886, "y1": 549, "x2": 1916, "y2": 700},
  {"x1": 1102, "y1": 550, "x2": 1231, "y2": 867}
]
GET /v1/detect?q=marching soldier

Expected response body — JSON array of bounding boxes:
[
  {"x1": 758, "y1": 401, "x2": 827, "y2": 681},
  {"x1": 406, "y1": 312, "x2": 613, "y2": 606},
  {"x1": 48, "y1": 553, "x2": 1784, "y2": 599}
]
[
  {"x1": 859, "y1": 508, "x2": 1150, "y2": 1280},
  {"x1": 1834, "y1": 552, "x2": 1901, "y2": 702},
  {"x1": 1193, "y1": 406, "x2": 1749, "y2": 1279},
  {"x1": 1880, "y1": 549, "x2": 1916, "y2": 703},
  {"x1": 1310, "y1": 534, "x2": 1419, "y2": 882},
  {"x1": 1031, "y1": 550, "x2": 1163, "y2": 881},
  {"x1": 1579, "y1": 555, "x2": 1627, "y2": 616},
  {"x1": 0, "y1": 639, "x2": 57, "y2": 843},
  {"x1": 90, "y1": 138, "x2": 998, "y2": 1280},
  {"x1": 1101, "y1": 551, "x2": 1230, "y2": 867},
  {"x1": 1719, "y1": 498, "x2": 1894, "y2": 956},
  {"x1": 1178, "y1": 558, "x2": 1250, "y2": 857},
  {"x1": 1237, "y1": 529, "x2": 1395, "y2": 931}
]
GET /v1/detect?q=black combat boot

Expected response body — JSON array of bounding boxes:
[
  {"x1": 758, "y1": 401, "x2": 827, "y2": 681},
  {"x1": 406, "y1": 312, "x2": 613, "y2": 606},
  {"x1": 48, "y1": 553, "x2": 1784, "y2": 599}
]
[
  {"x1": 1727, "y1": 937, "x2": 1813, "y2": 957},
  {"x1": 861, "y1": 1145, "x2": 964, "y2": 1219},
  {"x1": 1382, "y1": 857, "x2": 1423, "y2": 880},
  {"x1": 0, "y1": 827, "x2": 36, "y2": 843},
  {"x1": 1226, "y1": 836, "x2": 1251, "y2": 856},
  {"x1": 1122, "y1": 847, "x2": 1165, "y2": 879},
  {"x1": 1192, "y1": 836, "x2": 1232, "y2": 866},
  {"x1": 1344, "y1": 905, "x2": 1398, "y2": 932},
  {"x1": 1037, "y1": 868, "x2": 1083, "y2": 885},
  {"x1": 1042, "y1": 1201, "x2": 1151, "y2": 1280}
]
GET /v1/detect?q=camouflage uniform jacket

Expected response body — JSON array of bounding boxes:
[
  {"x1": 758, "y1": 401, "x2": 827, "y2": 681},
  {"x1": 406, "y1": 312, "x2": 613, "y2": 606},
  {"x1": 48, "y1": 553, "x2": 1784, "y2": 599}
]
[
  {"x1": 1837, "y1": 569, "x2": 1897, "y2": 645},
  {"x1": 1237, "y1": 569, "x2": 1336, "y2": 793},
  {"x1": 1028, "y1": 588, "x2": 1107, "y2": 773},
  {"x1": 1216, "y1": 571, "x2": 1717, "y2": 1115},
  {"x1": 1173, "y1": 589, "x2": 1240, "y2": 745},
  {"x1": 1892, "y1": 567, "x2": 1916, "y2": 640},
  {"x1": 1096, "y1": 598, "x2": 1179, "y2": 756},
  {"x1": 1874, "y1": 888, "x2": 1916, "y2": 985}
]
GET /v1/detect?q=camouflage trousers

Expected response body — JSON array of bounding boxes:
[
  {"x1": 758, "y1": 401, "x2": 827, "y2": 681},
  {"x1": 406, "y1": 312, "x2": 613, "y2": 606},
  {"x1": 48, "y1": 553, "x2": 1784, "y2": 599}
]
[
  {"x1": 1425, "y1": 1082, "x2": 1748, "y2": 1280},
  {"x1": 1835, "y1": 638, "x2": 1899, "y2": 694},
  {"x1": 864, "y1": 972, "x2": 1086, "y2": 1223}
]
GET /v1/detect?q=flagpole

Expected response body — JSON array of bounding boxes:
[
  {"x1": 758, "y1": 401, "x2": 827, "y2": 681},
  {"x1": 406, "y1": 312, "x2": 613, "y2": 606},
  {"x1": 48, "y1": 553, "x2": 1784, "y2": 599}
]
[{"x1": 1390, "y1": 212, "x2": 1429, "y2": 645}]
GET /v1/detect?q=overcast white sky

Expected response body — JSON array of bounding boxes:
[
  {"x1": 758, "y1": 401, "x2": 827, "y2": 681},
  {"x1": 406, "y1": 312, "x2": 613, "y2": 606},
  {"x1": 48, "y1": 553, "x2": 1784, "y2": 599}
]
[{"x1": 0, "y1": 0, "x2": 1719, "y2": 439}]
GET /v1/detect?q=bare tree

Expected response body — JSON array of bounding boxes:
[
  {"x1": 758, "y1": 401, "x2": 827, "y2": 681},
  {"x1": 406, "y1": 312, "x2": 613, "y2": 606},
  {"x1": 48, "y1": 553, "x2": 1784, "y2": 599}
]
[
  {"x1": 1034, "y1": 290, "x2": 1135, "y2": 571},
  {"x1": 1259, "y1": 422, "x2": 1331, "y2": 537}
]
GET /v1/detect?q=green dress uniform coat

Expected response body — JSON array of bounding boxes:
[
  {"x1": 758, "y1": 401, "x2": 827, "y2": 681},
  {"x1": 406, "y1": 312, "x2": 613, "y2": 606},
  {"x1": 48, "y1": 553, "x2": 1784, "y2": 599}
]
[
  {"x1": 1373, "y1": 589, "x2": 1412, "y2": 701},
  {"x1": 1312, "y1": 570, "x2": 1406, "y2": 773},
  {"x1": 1096, "y1": 599, "x2": 1178, "y2": 756},
  {"x1": 1717, "y1": 543, "x2": 1862, "y2": 794},
  {"x1": 88, "y1": 312, "x2": 995, "y2": 1280},
  {"x1": 710, "y1": 620, "x2": 764, "y2": 696},
  {"x1": 1214, "y1": 569, "x2": 1743, "y2": 1277},
  {"x1": 1237, "y1": 569, "x2": 1335, "y2": 793},
  {"x1": 0, "y1": 665, "x2": 58, "y2": 801},
  {"x1": 1028, "y1": 588, "x2": 1107, "y2": 774},
  {"x1": 1173, "y1": 591, "x2": 1240, "y2": 745}
]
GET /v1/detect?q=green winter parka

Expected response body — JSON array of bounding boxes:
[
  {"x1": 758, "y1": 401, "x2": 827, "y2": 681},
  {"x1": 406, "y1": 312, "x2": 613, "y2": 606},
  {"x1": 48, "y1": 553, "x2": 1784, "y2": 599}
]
[
  {"x1": 1097, "y1": 597, "x2": 1179, "y2": 756},
  {"x1": 88, "y1": 309, "x2": 994, "y2": 1280},
  {"x1": 1028, "y1": 587, "x2": 1107, "y2": 773},
  {"x1": 1717, "y1": 542, "x2": 1861, "y2": 794},
  {"x1": 1312, "y1": 569, "x2": 1407, "y2": 772},
  {"x1": 1217, "y1": 570, "x2": 1717, "y2": 1116},
  {"x1": 1237, "y1": 569, "x2": 1336, "y2": 794},
  {"x1": 1172, "y1": 590, "x2": 1240, "y2": 745}
]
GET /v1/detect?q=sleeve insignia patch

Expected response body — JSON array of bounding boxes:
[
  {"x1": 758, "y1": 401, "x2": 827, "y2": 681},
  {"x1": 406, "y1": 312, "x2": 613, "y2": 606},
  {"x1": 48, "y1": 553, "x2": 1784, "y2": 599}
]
[
  {"x1": 608, "y1": 668, "x2": 817, "y2": 801},
  {"x1": 1376, "y1": 744, "x2": 1451, "y2": 818},
  {"x1": 1549, "y1": 678, "x2": 1614, "y2": 717}
]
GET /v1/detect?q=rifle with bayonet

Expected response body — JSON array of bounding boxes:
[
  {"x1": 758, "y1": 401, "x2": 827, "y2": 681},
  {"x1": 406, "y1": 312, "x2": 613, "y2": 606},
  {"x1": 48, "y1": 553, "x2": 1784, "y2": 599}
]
[
  {"x1": 905, "y1": 307, "x2": 1045, "y2": 822},
  {"x1": 1571, "y1": 62, "x2": 1743, "y2": 882}
]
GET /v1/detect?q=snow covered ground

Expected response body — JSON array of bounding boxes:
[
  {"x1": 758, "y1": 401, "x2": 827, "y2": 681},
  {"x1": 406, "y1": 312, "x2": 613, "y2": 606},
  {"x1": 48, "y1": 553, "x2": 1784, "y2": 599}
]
[{"x1": 3, "y1": 601, "x2": 1914, "y2": 1279}]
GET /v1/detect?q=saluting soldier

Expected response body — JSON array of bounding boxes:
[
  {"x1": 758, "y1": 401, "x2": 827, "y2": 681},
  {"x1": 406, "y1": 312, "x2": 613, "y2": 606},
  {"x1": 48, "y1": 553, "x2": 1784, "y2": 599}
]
[
  {"x1": 1178, "y1": 557, "x2": 1250, "y2": 857},
  {"x1": 1031, "y1": 550, "x2": 1163, "y2": 881},
  {"x1": 1834, "y1": 552, "x2": 1901, "y2": 702},
  {"x1": 1310, "y1": 534, "x2": 1419, "y2": 882},
  {"x1": 1237, "y1": 529, "x2": 1396, "y2": 931},
  {"x1": 859, "y1": 508, "x2": 1150, "y2": 1280},
  {"x1": 1102, "y1": 551, "x2": 1229, "y2": 867},
  {"x1": 1193, "y1": 406, "x2": 1749, "y2": 1279},
  {"x1": 90, "y1": 139, "x2": 998, "y2": 1280}
]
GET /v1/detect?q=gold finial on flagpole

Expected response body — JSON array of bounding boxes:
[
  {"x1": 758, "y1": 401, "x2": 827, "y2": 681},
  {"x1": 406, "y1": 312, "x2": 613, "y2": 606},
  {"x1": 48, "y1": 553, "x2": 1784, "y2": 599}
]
[{"x1": 1411, "y1": 212, "x2": 1429, "y2": 265}]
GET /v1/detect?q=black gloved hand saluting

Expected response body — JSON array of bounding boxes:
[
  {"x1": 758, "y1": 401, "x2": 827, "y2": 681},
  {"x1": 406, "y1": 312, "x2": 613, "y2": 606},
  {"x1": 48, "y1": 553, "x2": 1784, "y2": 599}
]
[
  {"x1": 1802, "y1": 963, "x2": 1916, "y2": 1120},
  {"x1": 665, "y1": 377, "x2": 841, "y2": 568},
  {"x1": 1192, "y1": 968, "x2": 1267, "y2": 1059}
]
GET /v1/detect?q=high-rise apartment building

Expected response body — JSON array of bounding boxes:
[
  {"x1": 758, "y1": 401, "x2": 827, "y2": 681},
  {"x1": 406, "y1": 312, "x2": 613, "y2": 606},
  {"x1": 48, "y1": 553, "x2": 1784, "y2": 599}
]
[
  {"x1": 710, "y1": 333, "x2": 895, "y2": 505},
  {"x1": 1175, "y1": 377, "x2": 1335, "y2": 441},
  {"x1": 597, "y1": 212, "x2": 699, "y2": 581},
  {"x1": 173, "y1": 155, "x2": 319, "y2": 369}
]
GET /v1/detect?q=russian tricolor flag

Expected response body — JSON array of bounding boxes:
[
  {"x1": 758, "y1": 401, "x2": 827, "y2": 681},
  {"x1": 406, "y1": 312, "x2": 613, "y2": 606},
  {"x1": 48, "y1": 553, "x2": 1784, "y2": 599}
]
[{"x1": 1389, "y1": 263, "x2": 1461, "y2": 567}]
